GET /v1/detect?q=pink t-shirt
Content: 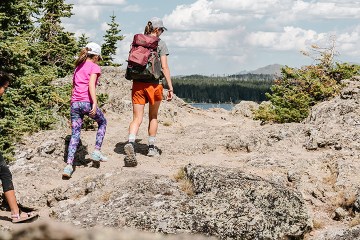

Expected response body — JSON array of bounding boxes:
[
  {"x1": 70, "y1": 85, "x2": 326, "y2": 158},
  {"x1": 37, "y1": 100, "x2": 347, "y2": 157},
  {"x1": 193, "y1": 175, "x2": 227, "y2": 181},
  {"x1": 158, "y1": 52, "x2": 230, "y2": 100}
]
[{"x1": 71, "y1": 61, "x2": 101, "y2": 103}]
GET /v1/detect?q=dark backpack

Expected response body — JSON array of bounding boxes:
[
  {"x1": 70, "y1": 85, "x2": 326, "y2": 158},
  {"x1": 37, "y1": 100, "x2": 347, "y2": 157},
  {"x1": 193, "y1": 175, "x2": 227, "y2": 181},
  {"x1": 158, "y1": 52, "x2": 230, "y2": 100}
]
[{"x1": 125, "y1": 34, "x2": 163, "y2": 82}]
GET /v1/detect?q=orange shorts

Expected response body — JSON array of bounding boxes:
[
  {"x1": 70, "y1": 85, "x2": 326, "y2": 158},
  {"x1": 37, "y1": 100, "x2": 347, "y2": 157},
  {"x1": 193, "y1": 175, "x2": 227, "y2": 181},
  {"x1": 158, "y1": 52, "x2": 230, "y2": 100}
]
[{"x1": 132, "y1": 81, "x2": 163, "y2": 105}]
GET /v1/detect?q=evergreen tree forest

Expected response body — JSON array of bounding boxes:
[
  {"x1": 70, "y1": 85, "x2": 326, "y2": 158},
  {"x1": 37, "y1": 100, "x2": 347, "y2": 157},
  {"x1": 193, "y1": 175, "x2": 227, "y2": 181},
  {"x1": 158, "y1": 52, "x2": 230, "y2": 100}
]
[
  {"x1": 172, "y1": 74, "x2": 275, "y2": 103},
  {"x1": 0, "y1": 0, "x2": 123, "y2": 161}
]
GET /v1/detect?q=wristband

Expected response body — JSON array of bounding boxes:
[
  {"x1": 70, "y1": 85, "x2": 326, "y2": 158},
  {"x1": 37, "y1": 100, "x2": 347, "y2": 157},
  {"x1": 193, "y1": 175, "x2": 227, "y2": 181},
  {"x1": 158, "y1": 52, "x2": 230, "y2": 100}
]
[{"x1": 168, "y1": 89, "x2": 173, "y2": 92}]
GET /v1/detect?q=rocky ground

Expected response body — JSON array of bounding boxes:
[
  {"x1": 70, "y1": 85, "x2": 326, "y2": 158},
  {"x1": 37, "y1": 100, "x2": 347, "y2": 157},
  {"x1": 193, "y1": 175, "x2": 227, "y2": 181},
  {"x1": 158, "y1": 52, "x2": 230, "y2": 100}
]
[{"x1": 1, "y1": 67, "x2": 360, "y2": 239}]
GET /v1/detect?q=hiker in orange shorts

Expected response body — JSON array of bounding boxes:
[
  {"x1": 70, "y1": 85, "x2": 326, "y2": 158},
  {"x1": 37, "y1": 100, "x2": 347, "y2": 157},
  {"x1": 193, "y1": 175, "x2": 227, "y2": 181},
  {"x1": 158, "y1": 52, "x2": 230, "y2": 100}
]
[{"x1": 124, "y1": 17, "x2": 174, "y2": 167}]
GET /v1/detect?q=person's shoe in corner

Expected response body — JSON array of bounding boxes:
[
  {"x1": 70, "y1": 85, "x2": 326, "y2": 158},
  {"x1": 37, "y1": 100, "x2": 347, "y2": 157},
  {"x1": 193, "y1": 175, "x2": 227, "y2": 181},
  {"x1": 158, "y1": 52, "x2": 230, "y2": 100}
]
[
  {"x1": 91, "y1": 150, "x2": 108, "y2": 162},
  {"x1": 124, "y1": 142, "x2": 137, "y2": 167},
  {"x1": 62, "y1": 165, "x2": 74, "y2": 178},
  {"x1": 12, "y1": 211, "x2": 39, "y2": 223},
  {"x1": 147, "y1": 145, "x2": 159, "y2": 157}
]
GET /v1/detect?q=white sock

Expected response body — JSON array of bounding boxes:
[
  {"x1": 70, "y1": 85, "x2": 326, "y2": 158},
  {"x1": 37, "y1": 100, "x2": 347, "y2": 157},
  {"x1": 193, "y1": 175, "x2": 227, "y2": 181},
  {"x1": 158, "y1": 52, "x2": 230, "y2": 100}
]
[
  {"x1": 148, "y1": 136, "x2": 156, "y2": 146},
  {"x1": 128, "y1": 134, "x2": 136, "y2": 143}
]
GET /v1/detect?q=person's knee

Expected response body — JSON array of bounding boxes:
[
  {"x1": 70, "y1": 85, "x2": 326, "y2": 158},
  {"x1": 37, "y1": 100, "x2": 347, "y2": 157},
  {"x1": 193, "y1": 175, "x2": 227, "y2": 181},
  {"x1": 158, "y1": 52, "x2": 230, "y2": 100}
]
[
  {"x1": 98, "y1": 117, "x2": 107, "y2": 126},
  {"x1": 132, "y1": 116, "x2": 143, "y2": 126},
  {"x1": 148, "y1": 111, "x2": 159, "y2": 120}
]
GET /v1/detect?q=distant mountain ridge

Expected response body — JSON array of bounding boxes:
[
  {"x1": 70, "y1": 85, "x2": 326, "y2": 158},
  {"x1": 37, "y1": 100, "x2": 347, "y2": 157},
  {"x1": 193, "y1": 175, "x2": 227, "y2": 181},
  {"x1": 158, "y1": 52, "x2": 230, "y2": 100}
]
[
  {"x1": 248, "y1": 64, "x2": 284, "y2": 75},
  {"x1": 172, "y1": 64, "x2": 285, "y2": 78}
]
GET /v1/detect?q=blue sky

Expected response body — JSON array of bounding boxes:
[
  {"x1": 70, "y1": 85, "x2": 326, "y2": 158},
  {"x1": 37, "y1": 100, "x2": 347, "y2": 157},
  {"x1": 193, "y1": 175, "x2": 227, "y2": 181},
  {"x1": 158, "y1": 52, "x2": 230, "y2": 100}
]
[{"x1": 63, "y1": 0, "x2": 360, "y2": 76}]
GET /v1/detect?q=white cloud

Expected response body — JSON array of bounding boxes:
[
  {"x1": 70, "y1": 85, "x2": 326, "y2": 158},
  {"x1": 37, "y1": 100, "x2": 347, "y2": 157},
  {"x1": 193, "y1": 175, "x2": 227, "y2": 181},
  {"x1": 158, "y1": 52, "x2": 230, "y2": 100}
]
[
  {"x1": 245, "y1": 27, "x2": 327, "y2": 51},
  {"x1": 101, "y1": 22, "x2": 109, "y2": 32},
  {"x1": 71, "y1": 5, "x2": 101, "y2": 23},
  {"x1": 268, "y1": 0, "x2": 360, "y2": 26},
  {"x1": 121, "y1": 5, "x2": 141, "y2": 12},
  {"x1": 63, "y1": 0, "x2": 360, "y2": 74},
  {"x1": 211, "y1": 0, "x2": 283, "y2": 13},
  {"x1": 164, "y1": 0, "x2": 244, "y2": 31},
  {"x1": 168, "y1": 29, "x2": 242, "y2": 49},
  {"x1": 337, "y1": 26, "x2": 360, "y2": 56}
]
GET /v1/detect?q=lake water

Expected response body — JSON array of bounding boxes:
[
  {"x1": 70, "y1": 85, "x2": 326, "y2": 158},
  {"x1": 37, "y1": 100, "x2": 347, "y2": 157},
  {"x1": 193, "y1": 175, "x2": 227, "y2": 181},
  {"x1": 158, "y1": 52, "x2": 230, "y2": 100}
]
[{"x1": 190, "y1": 103, "x2": 235, "y2": 111}]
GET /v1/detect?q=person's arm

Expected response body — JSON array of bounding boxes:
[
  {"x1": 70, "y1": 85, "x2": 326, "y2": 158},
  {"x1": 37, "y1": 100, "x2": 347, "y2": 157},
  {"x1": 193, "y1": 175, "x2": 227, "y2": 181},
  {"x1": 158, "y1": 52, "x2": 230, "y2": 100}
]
[
  {"x1": 89, "y1": 73, "x2": 98, "y2": 116},
  {"x1": 160, "y1": 55, "x2": 173, "y2": 101}
]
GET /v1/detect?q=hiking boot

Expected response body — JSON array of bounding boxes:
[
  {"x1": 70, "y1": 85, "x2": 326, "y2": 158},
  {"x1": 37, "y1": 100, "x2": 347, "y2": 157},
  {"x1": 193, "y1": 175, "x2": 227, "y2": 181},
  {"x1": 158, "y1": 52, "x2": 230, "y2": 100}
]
[
  {"x1": 91, "y1": 150, "x2": 108, "y2": 162},
  {"x1": 62, "y1": 165, "x2": 74, "y2": 178},
  {"x1": 124, "y1": 142, "x2": 137, "y2": 167},
  {"x1": 147, "y1": 145, "x2": 159, "y2": 157},
  {"x1": 124, "y1": 155, "x2": 137, "y2": 167}
]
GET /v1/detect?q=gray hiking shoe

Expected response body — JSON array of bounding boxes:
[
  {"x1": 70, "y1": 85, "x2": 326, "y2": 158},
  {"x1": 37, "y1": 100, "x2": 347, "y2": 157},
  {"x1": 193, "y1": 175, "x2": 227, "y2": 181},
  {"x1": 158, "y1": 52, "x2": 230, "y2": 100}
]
[
  {"x1": 91, "y1": 150, "x2": 108, "y2": 162},
  {"x1": 147, "y1": 145, "x2": 159, "y2": 157},
  {"x1": 124, "y1": 142, "x2": 137, "y2": 167}
]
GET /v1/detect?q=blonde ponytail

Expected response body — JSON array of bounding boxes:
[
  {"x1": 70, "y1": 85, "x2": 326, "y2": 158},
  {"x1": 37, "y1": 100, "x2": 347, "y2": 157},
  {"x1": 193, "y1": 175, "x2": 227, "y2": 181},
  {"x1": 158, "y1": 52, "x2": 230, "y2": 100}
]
[{"x1": 75, "y1": 47, "x2": 89, "y2": 67}]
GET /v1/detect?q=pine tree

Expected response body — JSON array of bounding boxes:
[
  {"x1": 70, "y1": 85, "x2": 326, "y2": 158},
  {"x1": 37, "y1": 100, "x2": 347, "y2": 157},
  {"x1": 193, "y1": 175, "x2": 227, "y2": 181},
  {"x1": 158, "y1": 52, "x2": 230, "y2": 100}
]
[
  {"x1": 0, "y1": 0, "x2": 35, "y2": 36},
  {"x1": 36, "y1": 0, "x2": 78, "y2": 76},
  {"x1": 77, "y1": 33, "x2": 89, "y2": 49},
  {"x1": 0, "y1": 0, "x2": 37, "y2": 77},
  {"x1": 101, "y1": 13, "x2": 124, "y2": 66}
]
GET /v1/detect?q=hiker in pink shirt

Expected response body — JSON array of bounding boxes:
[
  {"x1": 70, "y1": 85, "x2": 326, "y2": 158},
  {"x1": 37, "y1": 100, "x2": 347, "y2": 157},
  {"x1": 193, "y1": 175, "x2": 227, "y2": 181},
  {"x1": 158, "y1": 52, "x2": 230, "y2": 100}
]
[{"x1": 63, "y1": 42, "x2": 108, "y2": 178}]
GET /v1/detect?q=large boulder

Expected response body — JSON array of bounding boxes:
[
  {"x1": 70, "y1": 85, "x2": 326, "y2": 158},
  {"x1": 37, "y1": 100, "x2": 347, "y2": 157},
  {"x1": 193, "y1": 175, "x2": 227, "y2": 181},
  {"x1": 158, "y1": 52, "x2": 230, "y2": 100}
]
[{"x1": 50, "y1": 165, "x2": 311, "y2": 239}]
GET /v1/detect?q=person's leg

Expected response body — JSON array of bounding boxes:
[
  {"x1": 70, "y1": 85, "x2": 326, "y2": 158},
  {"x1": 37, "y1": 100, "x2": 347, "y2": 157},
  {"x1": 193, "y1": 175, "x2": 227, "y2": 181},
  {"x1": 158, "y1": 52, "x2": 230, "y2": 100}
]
[
  {"x1": 124, "y1": 104, "x2": 145, "y2": 167},
  {"x1": 4, "y1": 190, "x2": 18, "y2": 215},
  {"x1": 90, "y1": 107, "x2": 108, "y2": 161},
  {"x1": 147, "y1": 101, "x2": 161, "y2": 156},
  {"x1": 128, "y1": 104, "x2": 145, "y2": 140},
  {"x1": 0, "y1": 153, "x2": 18, "y2": 215},
  {"x1": 148, "y1": 100, "x2": 161, "y2": 137},
  {"x1": 64, "y1": 102, "x2": 84, "y2": 176},
  {"x1": 147, "y1": 84, "x2": 163, "y2": 138},
  {"x1": 0, "y1": 153, "x2": 37, "y2": 222},
  {"x1": 67, "y1": 103, "x2": 84, "y2": 164}
]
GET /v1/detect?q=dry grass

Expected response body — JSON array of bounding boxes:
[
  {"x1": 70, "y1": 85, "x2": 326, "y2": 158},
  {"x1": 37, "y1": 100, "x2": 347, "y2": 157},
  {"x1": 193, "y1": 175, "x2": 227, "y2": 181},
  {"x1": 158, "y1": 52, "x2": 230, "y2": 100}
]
[
  {"x1": 173, "y1": 167, "x2": 194, "y2": 196},
  {"x1": 333, "y1": 191, "x2": 357, "y2": 209},
  {"x1": 174, "y1": 167, "x2": 186, "y2": 181},
  {"x1": 312, "y1": 218, "x2": 325, "y2": 230},
  {"x1": 100, "y1": 191, "x2": 112, "y2": 202},
  {"x1": 350, "y1": 214, "x2": 360, "y2": 227},
  {"x1": 162, "y1": 120, "x2": 173, "y2": 126},
  {"x1": 180, "y1": 179, "x2": 194, "y2": 196}
]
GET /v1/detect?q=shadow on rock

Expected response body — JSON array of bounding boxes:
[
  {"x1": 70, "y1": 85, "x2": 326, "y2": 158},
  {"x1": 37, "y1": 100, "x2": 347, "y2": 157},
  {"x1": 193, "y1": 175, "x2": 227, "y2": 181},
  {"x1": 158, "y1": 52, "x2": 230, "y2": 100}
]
[
  {"x1": 63, "y1": 135, "x2": 91, "y2": 166},
  {"x1": 114, "y1": 139, "x2": 162, "y2": 156}
]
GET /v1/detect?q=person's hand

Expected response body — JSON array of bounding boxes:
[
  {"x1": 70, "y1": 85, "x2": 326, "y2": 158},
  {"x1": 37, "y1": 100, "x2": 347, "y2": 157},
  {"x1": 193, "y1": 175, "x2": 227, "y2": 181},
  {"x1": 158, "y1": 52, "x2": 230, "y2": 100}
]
[
  {"x1": 90, "y1": 103, "x2": 97, "y2": 117},
  {"x1": 167, "y1": 89, "x2": 173, "y2": 101}
]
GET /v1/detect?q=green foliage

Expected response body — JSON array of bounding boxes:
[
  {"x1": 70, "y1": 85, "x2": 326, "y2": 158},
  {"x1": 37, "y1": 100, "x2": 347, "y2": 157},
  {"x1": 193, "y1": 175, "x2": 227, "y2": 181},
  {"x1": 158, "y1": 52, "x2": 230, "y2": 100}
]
[
  {"x1": 0, "y1": 0, "x2": 117, "y2": 162},
  {"x1": 0, "y1": 0, "x2": 35, "y2": 36},
  {"x1": 254, "y1": 41, "x2": 360, "y2": 123},
  {"x1": 0, "y1": 36, "x2": 32, "y2": 78},
  {"x1": 172, "y1": 74, "x2": 274, "y2": 103},
  {"x1": 77, "y1": 33, "x2": 89, "y2": 48},
  {"x1": 101, "y1": 13, "x2": 124, "y2": 66},
  {"x1": 36, "y1": 0, "x2": 77, "y2": 77},
  {"x1": 0, "y1": 67, "x2": 59, "y2": 160}
]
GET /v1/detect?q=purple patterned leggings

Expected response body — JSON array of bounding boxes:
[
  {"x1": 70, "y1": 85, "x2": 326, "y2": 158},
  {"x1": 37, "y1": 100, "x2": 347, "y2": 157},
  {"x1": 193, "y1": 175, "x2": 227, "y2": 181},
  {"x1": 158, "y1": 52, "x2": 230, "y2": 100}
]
[{"x1": 67, "y1": 102, "x2": 107, "y2": 165}]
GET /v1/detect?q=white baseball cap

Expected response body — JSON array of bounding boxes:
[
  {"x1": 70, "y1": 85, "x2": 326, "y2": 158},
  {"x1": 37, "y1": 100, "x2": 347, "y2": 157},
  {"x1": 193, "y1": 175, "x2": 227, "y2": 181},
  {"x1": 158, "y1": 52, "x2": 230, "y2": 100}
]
[
  {"x1": 86, "y1": 42, "x2": 102, "y2": 59},
  {"x1": 150, "y1": 17, "x2": 167, "y2": 31}
]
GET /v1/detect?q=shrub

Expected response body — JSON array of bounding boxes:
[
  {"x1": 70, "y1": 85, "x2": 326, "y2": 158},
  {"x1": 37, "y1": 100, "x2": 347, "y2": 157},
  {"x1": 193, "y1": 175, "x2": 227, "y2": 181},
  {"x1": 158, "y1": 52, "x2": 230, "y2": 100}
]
[{"x1": 254, "y1": 40, "x2": 360, "y2": 123}]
